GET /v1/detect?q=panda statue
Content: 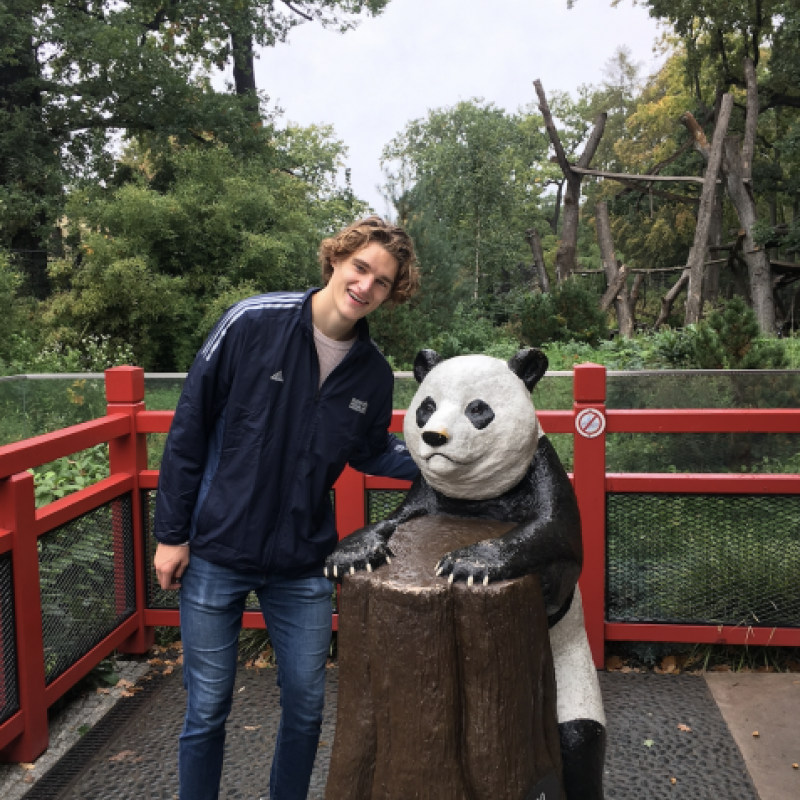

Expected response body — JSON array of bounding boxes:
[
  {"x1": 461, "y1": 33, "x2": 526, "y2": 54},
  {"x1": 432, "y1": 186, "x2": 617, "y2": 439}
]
[{"x1": 325, "y1": 348, "x2": 606, "y2": 800}]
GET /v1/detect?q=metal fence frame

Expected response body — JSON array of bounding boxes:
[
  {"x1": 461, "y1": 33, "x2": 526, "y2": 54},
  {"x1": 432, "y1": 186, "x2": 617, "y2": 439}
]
[{"x1": 1, "y1": 364, "x2": 799, "y2": 763}]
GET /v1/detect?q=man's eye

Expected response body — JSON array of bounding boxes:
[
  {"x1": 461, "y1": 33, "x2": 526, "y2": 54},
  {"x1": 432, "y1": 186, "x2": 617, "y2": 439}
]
[{"x1": 416, "y1": 396, "x2": 436, "y2": 428}]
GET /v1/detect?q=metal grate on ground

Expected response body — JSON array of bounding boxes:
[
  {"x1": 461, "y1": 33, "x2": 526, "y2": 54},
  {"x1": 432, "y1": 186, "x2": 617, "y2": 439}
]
[
  {"x1": 0, "y1": 552, "x2": 19, "y2": 724},
  {"x1": 607, "y1": 493, "x2": 800, "y2": 628},
  {"x1": 39, "y1": 495, "x2": 136, "y2": 685}
]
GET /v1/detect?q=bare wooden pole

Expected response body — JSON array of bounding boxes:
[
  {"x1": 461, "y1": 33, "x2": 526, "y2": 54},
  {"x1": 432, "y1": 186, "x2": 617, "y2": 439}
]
[
  {"x1": 569, "y1": 166, "x2": 706, "y2": 184},
  {"x1": 595, "y1": 201, "x2": 634, "y2": 336},
  {"x1": 742, "y1": 57, "x2": 758, "y2": 184},
  {"x1": 654, "y1": 270, "x2": 691, "y2": 329},
  {"x1": 525, "y1": 228, "x2": 550, "y2": 294},
  {"x1": 599, "y1": 265, "x2": 629, "y2": 313},
  {"x1": 683, "y1": 93, "x2": 733, "y2": 325},
  {"x1": 534, "y1": 79, "x2": 606, "y2": 284}
]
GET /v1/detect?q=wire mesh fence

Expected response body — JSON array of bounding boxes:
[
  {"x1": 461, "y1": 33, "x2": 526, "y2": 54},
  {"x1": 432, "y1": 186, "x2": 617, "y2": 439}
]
[
  {"x1": 607, "y1": 492, "x2": 800, "y2": 628},
  {"x1": 39, "y1": 495, "x2": 136, "y2": 685},
  {"x1": 0, "y1": 553, "x2": 19, "y2": 725}
]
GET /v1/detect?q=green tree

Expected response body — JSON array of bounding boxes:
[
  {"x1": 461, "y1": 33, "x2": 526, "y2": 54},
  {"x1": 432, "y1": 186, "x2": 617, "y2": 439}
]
[
  {"x1": 382, "y1": 100, "x2": 550, "y2": 301},
  {"x1": 45, "y1": 127, "x2": 364, "y2": 370},
  {"x1": 0, "y1": 0, "x2": 389, "y2": 255}
]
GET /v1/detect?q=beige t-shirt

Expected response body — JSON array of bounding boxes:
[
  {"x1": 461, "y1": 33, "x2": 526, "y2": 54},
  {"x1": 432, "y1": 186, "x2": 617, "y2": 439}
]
[{"x1": 314, "y1": 325, "x2": 357, "y2": 388}]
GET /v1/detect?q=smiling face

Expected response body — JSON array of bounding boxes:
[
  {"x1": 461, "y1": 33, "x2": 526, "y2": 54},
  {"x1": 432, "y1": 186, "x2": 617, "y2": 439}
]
[
  {"x1": 327, "y1": 242, "x2": 398, "y2": 325},
  {"x1": 404, "y1": 355, "x2": 540, "y2": 500}
]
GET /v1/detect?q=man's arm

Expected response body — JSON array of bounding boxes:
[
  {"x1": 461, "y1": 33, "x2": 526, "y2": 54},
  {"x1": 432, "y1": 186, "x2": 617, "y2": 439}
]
[{"x1": 152, "y1": 306, "x2": 246, "y2": 586}]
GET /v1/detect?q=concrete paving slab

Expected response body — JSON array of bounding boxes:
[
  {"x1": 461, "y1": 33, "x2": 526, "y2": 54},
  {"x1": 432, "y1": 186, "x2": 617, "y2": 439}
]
[{"x1": 705, "y1": 673, "x2": 800, "y2": 800}]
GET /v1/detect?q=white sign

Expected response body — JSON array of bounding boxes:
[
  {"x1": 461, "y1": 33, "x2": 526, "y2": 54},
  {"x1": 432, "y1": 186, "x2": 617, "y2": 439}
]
[{"x1": 575, "y1": 407, "x2": 606, "y2": 439}]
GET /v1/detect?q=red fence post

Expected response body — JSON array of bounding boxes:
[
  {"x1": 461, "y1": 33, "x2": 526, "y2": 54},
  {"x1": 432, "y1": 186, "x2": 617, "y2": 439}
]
[
  {"x1": 572, "y1": 363, "x2": 607, "y2": 669},
  {"x1": 106, "y1": 367, "x2": 154, "y2": 655},
  {"x1": 335, "y1": 466, "x2": 367, "y2": 539},
  {"x1": 0, "y1": 473, "x2": 49, "y2": 762}
]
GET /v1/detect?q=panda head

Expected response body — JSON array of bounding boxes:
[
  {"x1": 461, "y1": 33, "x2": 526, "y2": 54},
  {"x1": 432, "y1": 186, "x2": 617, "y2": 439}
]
[{"x1": 403, "y1": 348, "x2": 548, "y2": 500}]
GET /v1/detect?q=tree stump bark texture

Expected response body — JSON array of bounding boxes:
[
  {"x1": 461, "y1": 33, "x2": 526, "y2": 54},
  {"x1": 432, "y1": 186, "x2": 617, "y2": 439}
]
[{"x1": 326, "y1": 516, "x2": 565, "y2": 800}]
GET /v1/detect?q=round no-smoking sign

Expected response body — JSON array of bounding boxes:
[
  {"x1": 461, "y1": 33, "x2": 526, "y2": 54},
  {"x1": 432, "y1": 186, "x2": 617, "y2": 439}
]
[{"x1": 576, "y1": 407, "x2": 606, "y2": 438}]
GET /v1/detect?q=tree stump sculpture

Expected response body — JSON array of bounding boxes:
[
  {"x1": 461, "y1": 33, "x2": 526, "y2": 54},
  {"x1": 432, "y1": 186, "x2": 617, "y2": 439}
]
[{"x1": 326, "y1": 516, "x2": 565, "y2": 800}]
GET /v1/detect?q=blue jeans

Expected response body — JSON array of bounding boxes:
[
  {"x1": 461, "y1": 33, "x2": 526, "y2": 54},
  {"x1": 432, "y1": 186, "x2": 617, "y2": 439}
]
[{"x1": 178, "y1": 554, "x2": 333, "y2": 800}]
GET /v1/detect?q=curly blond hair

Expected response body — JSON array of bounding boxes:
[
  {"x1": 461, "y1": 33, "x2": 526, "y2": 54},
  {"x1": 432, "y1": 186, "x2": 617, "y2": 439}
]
[{"x1": 318, "y1": 216, "x2": 419, "y2": 306}]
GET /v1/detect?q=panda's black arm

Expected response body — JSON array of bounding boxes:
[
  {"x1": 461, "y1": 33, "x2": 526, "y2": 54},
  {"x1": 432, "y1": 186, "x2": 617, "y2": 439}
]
[
  {"x1": 437, "y1": 437, "x2": 583, "y2": 616},
  {"x1": 324, "y1": 474, "x2": 435, "y2": 580}
]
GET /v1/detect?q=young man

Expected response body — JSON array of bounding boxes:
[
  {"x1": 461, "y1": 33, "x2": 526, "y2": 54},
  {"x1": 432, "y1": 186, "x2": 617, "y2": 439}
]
[{"x1": 153, "y1": 217, "x2": 420, "y2": 800}]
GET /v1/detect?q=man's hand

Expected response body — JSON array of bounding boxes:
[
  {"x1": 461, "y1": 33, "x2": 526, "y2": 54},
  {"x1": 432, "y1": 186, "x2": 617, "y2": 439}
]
[{"x1": 155, "y1": 543, "x2": 190, "y2": 591}]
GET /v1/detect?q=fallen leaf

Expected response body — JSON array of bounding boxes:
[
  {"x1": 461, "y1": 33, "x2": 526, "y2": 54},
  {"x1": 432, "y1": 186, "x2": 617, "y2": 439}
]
[
  {"x1": 752, "y1": 731, "x2": 760, "y2": 738},
  {"x1": 117, "y1": 679, "x2": 134, "y2": 689},
  {"x1": 20, "y1": 763, "x2": 35, "y2": 771},
  {"x1": 677, "y1": 724, "x2": 692, "y2": 732},
  {"x1": 793, "y1": 764, "x2": 798, "y2": 770},
  {"x1": 238, "y1": 686, "x2": 246, "y2": 693},
  {"x1": 670, "y1": 777, "x2": 677, "y2": 785},
  {"x1": 254, "y1": 657, "x2": 270, "y2": 669},
  {"x1": 643, "y1": 739, "x2": 655, "y2": 748},
  {"x1": 244, "y1": 725, "x2": 261, "y2": 731},
  {"x1": 96, "y1": 688, "x2": 110, "y2": 695},
  {"x1": 23, "y1": 774, "x2": 34, "y2": 784},
  {"x1": 620, "y1": 666, "x2": 632, "y2": 674},
  {"x1": 319, "y1": 740, "x2": 329, "y2": 747},
  {"x1": 108, "y1": 750, "x2": 136, "y2": 762},
  {"x1": 120, "y1": 690, "x2": 135, "y2": 698},
  {"x1": 176, "y1": 655, "x2": 184, "y2": 665},
  {"x1": 163, "y1": 666, "x2": 174, "y2": 675},
  {"x1": 148, "y1": 658, "x2": 164, "y2": 666},
  {"x1": 605, "y1": 655, "x2": 623, "y2": 671},
  {"x1": 661, "y1": 656, "x2": 677, "y2": 673},
  {"x1": 710, "y1": 664, "x2": 731, "y2": 672}
]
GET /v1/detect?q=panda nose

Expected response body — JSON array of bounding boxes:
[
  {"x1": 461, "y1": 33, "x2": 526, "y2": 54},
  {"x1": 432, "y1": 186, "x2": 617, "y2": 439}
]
[{"x1": 422, "y1": 431, "x2": 448, "y2": 447}]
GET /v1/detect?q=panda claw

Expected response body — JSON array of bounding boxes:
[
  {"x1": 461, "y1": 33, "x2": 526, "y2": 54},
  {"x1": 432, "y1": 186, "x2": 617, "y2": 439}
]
[
  {"x1": 483, "y1": 575, "x2": 489, "y2": 586},
  {"x1": 333, "y1": 565, "x2": 338, "y2": 578},
  {"x1": 366, "y1": 563, "x2": 373, "y2": 572},
  {"x1": 467, "y1": 575, "x2": 473, "y2": 587},
  {"x1": 324, "y1": 567, "x2": 328, "y2": 578},
  {"x1": 385, "y1": 556, "x2": 392, "y2": 564},
  {"x1": 448, "y1": 574, "x2": 454, "y2": 584},
  {"x1": 349, "y1": 566, "x2": 355, "y2": 575},
  {"x1": 435, "y1": 566, "x2": 443, "y2": 576}
]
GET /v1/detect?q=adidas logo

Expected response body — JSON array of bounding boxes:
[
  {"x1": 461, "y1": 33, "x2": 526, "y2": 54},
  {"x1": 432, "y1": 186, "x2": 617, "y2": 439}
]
[
  {"x1": 270, "y1": 371, "x2": 284, "y2": 382},
  {"x1": 349, "y1": 398, "x2": 368, "y2": 414}
]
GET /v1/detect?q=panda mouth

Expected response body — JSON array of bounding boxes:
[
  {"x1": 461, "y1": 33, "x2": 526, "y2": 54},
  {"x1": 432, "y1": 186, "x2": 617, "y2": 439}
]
[{"x1": 425, "y1": 453, "x2": 472, "y2": 466}]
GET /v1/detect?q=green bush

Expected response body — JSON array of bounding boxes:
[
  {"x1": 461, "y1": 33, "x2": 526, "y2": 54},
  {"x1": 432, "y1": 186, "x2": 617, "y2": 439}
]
[
  {"x1": 691, "y1": 297, "x2": 787, "y2": 369},
  {"x1": 516, "y1": 282, "x2": 608, "y2": 348}
]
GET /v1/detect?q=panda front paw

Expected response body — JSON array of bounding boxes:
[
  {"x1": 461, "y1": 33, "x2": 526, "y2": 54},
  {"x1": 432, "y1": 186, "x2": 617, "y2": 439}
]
[
  {"x1": 324, "y1": 522, "x2": 395, "y2": 583},
  {"x1": 435, "y1": 540, "x2": 509, "y2": 587}
]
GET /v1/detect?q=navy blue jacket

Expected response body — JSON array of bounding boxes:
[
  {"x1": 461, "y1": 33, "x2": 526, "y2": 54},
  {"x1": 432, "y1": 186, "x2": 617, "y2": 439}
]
[{"x1": 153, "y1": 289, "x2": 418, "y2": 577}]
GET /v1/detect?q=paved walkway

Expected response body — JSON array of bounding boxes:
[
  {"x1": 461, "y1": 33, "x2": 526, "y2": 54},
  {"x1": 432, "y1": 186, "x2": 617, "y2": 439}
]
[{"x1": 5, "y1": 659, "x2": 798, "y2": 800}]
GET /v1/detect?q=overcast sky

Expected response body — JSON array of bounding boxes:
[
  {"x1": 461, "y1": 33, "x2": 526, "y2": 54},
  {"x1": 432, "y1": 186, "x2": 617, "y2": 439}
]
[{"x1": 245, "y1": 0, "x2": 664, "y2": 214}]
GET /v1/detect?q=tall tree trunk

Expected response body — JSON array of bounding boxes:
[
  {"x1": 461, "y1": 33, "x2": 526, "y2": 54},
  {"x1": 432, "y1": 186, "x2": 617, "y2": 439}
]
[
  {"x1": 230, "y1": 24, "x2": 259, "y2": 119},
  {"x1": 526, "y1": 228, "x2": 550, "y2": 294},
  {"x1": 595, "y1": 201, "x2": 633, "y2": 337},
  {"x1": 681, "y1": 60, "x2": 776, "y2": 333},
  {"x1": 550, "y1": 179, "x2": 564, "y2": 235},
  {"x1": 723, "y1": 135, "x2": 776, "y2": 332},
  {"x1": 534, "y1": 80, "x2": 606, "y2": 284},
  {"x1": 683, "y1": 93, "x2": 733, "y2": 325},
  {"x1": 703, "y1": 185, "x2": 724, "y2": 307}
]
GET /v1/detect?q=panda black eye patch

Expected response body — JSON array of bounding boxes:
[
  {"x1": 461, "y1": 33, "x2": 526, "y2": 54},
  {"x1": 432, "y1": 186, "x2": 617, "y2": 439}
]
[
  {"x1": 465, "y1": 399, "x2": 495, "y2": 429},
  {"x1": 416, "y1": 396, "x2": 437, "y2": 428}
]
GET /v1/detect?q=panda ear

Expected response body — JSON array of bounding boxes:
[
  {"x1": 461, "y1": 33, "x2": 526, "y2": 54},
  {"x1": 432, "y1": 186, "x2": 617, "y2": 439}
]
[
  {"x1": 413, "y1": 349, "x2": 443, "y2": 384},
  {"x1": 508, "y1": 348, "x2": 548, "y2": 392}
]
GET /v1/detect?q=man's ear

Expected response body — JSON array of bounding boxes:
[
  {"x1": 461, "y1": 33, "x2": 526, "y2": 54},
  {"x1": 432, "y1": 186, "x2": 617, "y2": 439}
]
[
  {"x1": 508, "y1": 348, "x2": 548, "y2": 391},
  {"x1": 413, "y1": 349, "x2": 443, "y2": 383}
]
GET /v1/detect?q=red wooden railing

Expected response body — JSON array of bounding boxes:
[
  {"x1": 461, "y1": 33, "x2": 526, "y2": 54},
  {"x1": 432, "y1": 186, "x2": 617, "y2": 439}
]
[{"x1": 1, "y1": 363, "x2": 799, "y2": 763}]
